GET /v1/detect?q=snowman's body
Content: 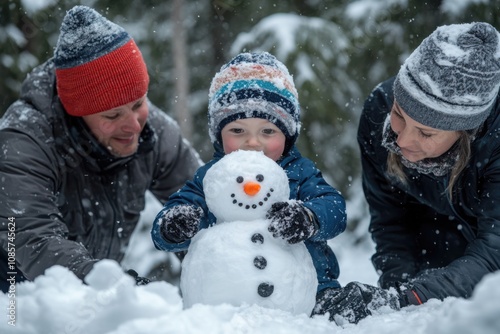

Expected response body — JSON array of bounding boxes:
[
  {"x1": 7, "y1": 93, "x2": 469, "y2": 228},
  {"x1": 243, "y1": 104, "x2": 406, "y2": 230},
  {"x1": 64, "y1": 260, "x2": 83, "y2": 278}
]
[{"x1": 180, "y1": 150, "x2": 318, "y2": 315}]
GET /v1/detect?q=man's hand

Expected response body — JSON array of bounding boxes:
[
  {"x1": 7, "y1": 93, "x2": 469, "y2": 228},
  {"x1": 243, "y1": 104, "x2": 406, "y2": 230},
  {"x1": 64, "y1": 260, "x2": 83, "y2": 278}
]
[{"x1": 125, "y1": 269, "x2": 151, "y2": 286}]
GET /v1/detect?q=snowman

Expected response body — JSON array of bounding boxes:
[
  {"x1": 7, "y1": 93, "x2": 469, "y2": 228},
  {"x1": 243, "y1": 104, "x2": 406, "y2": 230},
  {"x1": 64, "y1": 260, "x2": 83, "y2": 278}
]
[{"x1": 180, "y1": 150, "x2": 318, "y2": 315}]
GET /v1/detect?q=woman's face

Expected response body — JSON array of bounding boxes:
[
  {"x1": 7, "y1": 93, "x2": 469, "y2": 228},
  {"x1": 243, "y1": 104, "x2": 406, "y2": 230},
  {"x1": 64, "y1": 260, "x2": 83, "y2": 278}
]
[
  {"x1": 390, "y1": 102, "x2": 460, "y2": 162},
  {"x1": 82, "y1": 96, "x2": 149, "y2": 157}
]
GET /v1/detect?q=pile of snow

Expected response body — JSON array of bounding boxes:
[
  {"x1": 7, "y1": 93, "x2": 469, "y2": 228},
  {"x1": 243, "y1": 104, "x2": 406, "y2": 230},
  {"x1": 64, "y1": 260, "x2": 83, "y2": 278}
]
[
  {"x1": 2, "y1": 155, "x2": 498, "y2": 333},
  {"x1": 2, "y1": 185, "x2": 499, "y2": 333}
]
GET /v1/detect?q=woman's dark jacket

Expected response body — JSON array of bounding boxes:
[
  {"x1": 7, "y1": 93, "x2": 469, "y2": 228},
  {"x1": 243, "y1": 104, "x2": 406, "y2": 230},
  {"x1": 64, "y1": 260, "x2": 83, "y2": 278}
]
[
  {"x1": 151, "y1": 146, "x2": 347, "y2": 292},
  {"x1": 358, "y1": 77, "x2": 500, "y2": 302},
  {"x1": 0, "y1": 60, "x2": 201, "y2": 290}
]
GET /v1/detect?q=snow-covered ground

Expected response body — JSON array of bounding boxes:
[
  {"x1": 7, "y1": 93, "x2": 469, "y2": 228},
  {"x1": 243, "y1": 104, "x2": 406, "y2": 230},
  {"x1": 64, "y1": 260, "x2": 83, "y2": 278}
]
[{"x1": 2, "y1": 193, "x2": 499, "y2": 334}]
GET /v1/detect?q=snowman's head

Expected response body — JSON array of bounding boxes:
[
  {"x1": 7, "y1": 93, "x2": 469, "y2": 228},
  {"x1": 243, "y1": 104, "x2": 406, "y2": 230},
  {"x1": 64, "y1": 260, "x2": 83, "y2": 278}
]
[{"x1": 203, "y1": 150, "x2": 290, "y2": 222}]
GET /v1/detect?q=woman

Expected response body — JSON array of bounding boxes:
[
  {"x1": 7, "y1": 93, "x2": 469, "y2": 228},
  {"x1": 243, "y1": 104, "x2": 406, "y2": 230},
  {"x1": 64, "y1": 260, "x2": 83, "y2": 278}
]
[{"x1": 316, "y1": 22, "x2": 500, "y2": 324}]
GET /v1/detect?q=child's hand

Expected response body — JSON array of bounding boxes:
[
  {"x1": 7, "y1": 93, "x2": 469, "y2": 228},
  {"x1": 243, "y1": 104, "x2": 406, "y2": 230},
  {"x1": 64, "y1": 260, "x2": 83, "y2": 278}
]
[
  {"x1": 266, "y1": 201, "x2": 318, "y2": 244},
  {"x1": 159, "y1": 205, "x2": 203, "y2": 243}
]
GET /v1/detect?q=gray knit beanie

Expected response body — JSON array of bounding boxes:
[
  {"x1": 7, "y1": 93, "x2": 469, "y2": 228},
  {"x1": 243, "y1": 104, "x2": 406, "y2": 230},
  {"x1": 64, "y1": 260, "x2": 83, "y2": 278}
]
[{"x1": 394, "y1": 22, "x2": 500, "y2": 131}]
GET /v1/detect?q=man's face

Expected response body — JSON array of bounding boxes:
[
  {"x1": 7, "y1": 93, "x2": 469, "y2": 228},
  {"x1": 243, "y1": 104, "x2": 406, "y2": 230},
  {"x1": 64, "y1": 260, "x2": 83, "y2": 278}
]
[{"x1": 82, "y1": 96, "x2": 149, "y2": 157}]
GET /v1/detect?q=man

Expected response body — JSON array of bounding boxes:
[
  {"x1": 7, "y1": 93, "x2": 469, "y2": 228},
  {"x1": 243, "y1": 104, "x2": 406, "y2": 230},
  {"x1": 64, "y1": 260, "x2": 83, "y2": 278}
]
[{"x1": 0, "y1": 5, "x2": 201, "y2": 292}]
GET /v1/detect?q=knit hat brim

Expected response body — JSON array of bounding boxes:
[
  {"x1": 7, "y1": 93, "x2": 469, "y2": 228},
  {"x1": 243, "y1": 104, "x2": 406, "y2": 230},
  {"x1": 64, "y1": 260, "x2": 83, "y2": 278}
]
[
  {"x1": 394, "y1": 72, "x2": 494, "y2": 130},
  {"x1": 56, "y1": 39, "x2": 149, "y2": 116}
]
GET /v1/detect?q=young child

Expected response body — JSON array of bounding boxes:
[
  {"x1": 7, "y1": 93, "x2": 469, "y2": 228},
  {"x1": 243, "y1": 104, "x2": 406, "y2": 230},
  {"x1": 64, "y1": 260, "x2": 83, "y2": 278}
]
[{"x1": 151, "y1": 51, "x2": 347, "y2": 309}]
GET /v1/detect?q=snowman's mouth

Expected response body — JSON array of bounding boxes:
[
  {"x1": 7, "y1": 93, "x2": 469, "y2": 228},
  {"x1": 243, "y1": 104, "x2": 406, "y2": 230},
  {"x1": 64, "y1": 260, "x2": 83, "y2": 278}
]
[{"x1": 230, "y1": 188, "x2": 274, "y2": 209}]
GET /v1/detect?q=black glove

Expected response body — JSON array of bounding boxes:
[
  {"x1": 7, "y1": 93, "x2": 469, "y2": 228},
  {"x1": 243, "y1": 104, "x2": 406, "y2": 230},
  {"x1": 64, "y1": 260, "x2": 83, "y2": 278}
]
[
  {"x1": 312, "y1": 282, "x2": 401, "y2": 324},
  {"x1": 126, "y1": 269, "x2": 151, "y2": 286},
  {"x1": 266, "y1": 201, "x2": 318, "y2": 244},
  {"x1": 159, "y1": 205, "x2": 203, "y2": 244},
  {"x1": 396, "y1": 283, "x2": 425, "y2": 307}
]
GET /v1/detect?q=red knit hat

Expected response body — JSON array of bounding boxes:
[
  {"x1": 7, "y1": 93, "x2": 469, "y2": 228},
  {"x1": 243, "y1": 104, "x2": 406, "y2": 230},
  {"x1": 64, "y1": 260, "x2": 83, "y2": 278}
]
[{"x1": 54, "y1": 6, "x2": 149, "y2": 116}]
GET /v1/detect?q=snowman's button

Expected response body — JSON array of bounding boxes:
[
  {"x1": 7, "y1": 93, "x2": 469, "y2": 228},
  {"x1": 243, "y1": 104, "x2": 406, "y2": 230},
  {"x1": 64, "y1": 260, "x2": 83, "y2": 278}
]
[
  {"x1": 253, "y1": 256, "x2": 267, "y2": 269},
  {"x1": 251, "y1": 233, "x2": 264, "y2": 244},
  {"x1": 257, "y1": 282, "x2": 274, "y2": 297}
]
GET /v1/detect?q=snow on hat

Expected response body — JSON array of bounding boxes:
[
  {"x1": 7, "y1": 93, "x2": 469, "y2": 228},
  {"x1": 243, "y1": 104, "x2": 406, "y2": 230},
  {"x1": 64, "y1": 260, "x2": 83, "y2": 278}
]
[
  {"x1": 54, "y1": 5, "x2": 149, "y2": 116},
  {"x1": 208, "y1": 52, "x2": 300, "y2": 152},
  {"x1": 394, "y1": 22, "x2": 500, "y2": 131}
]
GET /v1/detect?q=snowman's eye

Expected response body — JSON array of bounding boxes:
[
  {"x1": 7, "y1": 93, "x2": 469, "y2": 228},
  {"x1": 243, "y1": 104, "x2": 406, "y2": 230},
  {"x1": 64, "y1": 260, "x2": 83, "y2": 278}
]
[
  {"x1": 256, "y1": 174, "x2": 264, "y2": 182},
  {"x1": 236, "y1": 176, "x2": 244, "y2": 183}
]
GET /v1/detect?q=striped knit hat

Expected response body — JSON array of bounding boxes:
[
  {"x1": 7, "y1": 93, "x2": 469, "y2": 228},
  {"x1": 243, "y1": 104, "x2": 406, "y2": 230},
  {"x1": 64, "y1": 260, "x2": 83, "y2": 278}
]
[
  {"x1": 54, "y1": 6, "x2": 149, "y2": 116},
  {"x1": 208, "y1": 52, "x2": 300, "y2": 153}
]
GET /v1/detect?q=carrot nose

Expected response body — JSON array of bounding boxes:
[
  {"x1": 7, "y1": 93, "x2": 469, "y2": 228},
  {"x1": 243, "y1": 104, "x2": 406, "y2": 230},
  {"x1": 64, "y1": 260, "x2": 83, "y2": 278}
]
[{"x1": 244, "y1": 182, "x2": 261, "y2": 196}]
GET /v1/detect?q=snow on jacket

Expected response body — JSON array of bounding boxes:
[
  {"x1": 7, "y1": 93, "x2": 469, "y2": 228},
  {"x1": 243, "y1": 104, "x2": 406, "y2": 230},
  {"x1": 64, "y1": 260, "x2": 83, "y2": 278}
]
[
  {"x1": 0, "y1": 60, "x2": 201, "y2": 286},
  {"x1": 152, "y1": 145, "x2": 347, "y2": 292},
  {"x1": 358, "y1": 77, "x2": 500, "y2": 301}
]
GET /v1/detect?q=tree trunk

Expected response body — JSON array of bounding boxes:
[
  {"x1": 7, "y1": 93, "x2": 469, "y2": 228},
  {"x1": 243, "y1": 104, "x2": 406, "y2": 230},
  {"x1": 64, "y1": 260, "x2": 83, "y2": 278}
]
[{"x1": 172, "y1": 0, "x2": 192, "y2": 140}]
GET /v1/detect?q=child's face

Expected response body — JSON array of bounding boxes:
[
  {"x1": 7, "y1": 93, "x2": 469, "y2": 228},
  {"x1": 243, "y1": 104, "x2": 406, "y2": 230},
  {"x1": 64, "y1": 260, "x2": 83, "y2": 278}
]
[{"x1": 221, "y1": 118, "x2": 286, "y2": 161}]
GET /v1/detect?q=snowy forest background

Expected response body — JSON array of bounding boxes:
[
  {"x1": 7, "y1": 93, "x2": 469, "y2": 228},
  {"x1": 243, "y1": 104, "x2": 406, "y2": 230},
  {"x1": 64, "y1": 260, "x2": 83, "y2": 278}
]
[{"x1": 1, "y1": 0, "x2": 500, "y2": 280}]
